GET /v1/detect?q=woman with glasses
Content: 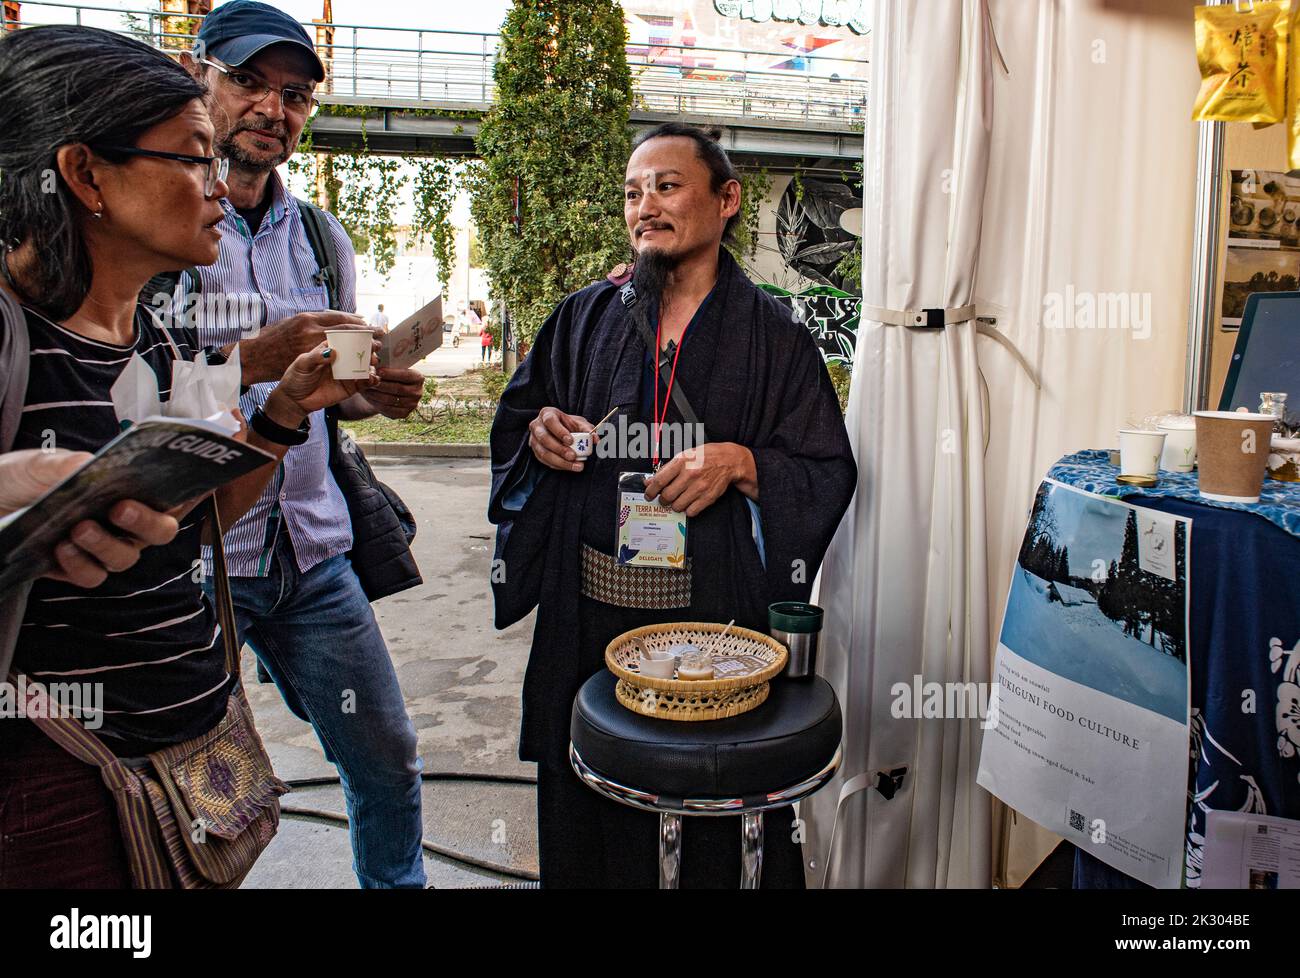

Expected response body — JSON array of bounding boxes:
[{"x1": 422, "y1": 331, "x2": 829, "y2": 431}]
[{"x1": 0, "y1": 25, "x2": 375, "y2": 888}]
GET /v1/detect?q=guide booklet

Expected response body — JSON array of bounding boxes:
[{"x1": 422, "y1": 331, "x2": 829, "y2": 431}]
[{"x1": 0, "y1": 417, "x2": 274, "y2": 599}]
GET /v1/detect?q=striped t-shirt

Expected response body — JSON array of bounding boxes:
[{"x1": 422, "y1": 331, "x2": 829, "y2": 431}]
[{"x1": 3, "y1": 306, "x2": 231, "y2": 757}]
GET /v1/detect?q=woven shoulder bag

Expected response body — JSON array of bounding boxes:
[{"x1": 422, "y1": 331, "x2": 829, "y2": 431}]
[{"x1": 12, "y1": 497, "x2": 287, "y2": 888}]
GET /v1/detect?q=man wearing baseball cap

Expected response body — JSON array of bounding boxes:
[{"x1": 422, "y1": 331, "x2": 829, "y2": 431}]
[{"x1": 182, "y1": 1, "x2": 427, "y2": 889}]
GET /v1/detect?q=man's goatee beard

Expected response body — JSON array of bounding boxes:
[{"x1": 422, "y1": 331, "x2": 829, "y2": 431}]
[
  {"x1": 218, "y1": 131, "x2": 290, "y2": 174},
  {"x1": 631, "y1": 246, "x2": 681, "y2": 333}
]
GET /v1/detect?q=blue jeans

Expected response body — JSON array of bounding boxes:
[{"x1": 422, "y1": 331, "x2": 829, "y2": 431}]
[{"x1": 208, "y1": 534, "x2": 425, "y2": 888}]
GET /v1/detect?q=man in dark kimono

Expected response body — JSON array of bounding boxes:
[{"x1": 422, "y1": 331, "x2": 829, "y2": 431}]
[{"x1": 488, "y1": 123, "x2": 856, "y2": 888}]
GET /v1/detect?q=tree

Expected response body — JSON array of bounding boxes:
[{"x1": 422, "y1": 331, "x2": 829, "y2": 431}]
[{"x1": 468, "y1": 0, "x2": 634, "y2": 348}]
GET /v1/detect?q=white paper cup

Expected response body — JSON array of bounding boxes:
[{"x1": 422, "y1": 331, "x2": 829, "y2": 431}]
[
  {"x1": 325, "y1": 329, "x2": 372, "y2": 380},
  {"x1": 568, "y1": 430, "x2": 593, "y2": 458},
  {"x1": 1157, "y1": 421, "x2": 1197, "y2": 473},
  {"x1": 1118, "y1": 429, "x2": 1166, "y2": 479},
  {"x1": 638, "y1": 654, "x2": 677, "y2": 680}
]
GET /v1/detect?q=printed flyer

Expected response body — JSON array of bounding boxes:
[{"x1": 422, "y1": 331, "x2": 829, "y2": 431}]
[{"x1": 977, "y1": 480, "x2": 1192, "y2": 888}]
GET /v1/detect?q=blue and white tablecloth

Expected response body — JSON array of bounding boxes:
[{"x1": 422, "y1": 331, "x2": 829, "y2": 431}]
[
  {"x1": 1048, "y1": 449, "x2": 1300, "y2": 538},
  {"x1": 1046, "y1": 453, "x2": 1300, "y2": 888}
]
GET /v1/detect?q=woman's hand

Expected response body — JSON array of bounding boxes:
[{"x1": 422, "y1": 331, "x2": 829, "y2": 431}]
[
  {"x1": 267, "y1": 340, "x2": 381, "y2": 422},
  {"x1": 0, "y1": 450, "x2": 184, "y2": 589},
  {"x1": 0, "y1": 449, "x2": 91, "y2": 517}
]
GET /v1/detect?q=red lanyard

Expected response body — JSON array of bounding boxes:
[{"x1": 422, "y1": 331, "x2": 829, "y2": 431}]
[{"x1": 652, "y1": 313, "x2": 686, "y2": 470}]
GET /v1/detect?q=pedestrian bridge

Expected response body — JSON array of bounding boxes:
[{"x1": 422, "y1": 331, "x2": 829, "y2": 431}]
[{"x1": 11, "y1": 2, "x2": 866, "y2": 171}]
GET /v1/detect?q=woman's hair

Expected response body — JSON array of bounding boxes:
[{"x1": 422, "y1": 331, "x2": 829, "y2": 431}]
[
  {"x1": 630, "y1": 123, "x2": 742, "y2": 243},
  {"x1": 0, "y1": 25, "x2": 205, "y2": 319}
]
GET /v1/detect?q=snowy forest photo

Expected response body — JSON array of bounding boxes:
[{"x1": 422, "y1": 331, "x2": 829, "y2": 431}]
[{"x1": 999, "y1": 482, "x2": 1190, "y2": 723}]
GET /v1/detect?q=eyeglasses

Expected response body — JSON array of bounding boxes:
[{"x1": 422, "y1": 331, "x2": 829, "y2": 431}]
[
  {"x1": 200, "y1": 58, "x2": 319, "y2": 118},
  {"x1": 92, "y1": 146, "x2": 229, "y2": 198}
]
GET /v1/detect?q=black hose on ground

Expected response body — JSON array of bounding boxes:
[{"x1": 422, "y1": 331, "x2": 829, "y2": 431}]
[{"x1": 279, "y1": 771, "x2": 540, "y2": 883}]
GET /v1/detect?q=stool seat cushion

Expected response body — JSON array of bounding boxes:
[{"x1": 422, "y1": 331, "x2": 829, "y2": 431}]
[{"x1": 570, "y1": 671, "x2": 842, "y2": 799}]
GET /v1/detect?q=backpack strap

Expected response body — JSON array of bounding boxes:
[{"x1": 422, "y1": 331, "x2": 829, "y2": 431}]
[
  {"x1": 295, "y1": 199, "x2": 340, "y2": 311},
  {"x1": 0, "y1": 284, "x2": 29, "y2": 453},
  {"x1": 0, "y1": 286, "x2": 31, "y2": 680}
]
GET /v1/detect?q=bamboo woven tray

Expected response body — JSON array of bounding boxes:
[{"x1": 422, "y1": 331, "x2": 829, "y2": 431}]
[{"x1": 605, "y1": 622, "x2": 788, "y2": 721}]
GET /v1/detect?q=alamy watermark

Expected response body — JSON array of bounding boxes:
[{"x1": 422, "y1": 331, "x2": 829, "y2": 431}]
[
  {"x1": 891, "y1": 673, "x2": 999, "y2": 729},
  {"x1": 1042, "y1": 285, "x2": 1151, "y2": 340},
  {"x1": 592, "y1": 416, "x2": 706, "y2": 466},
  {"x1": 0, "y1": 676, "x2": 104, "y2": 730},
  {"x1": 144, "y1": 289, "x2": 265, "y2": 338}
]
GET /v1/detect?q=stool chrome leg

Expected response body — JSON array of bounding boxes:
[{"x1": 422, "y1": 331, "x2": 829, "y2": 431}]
[
  {"x1": 741, "y1": 811, "x2": 764, "y2": 889},
  {"x1": 659, "y1": 813, "x2": 682, "y2": 889}
]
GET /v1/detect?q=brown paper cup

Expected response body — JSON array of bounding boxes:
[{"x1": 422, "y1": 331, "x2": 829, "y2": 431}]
[{"x1": 1193, "y1": 411, "x2": 1275, "y2": 503}]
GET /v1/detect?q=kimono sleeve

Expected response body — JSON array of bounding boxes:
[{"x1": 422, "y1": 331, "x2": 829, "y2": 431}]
[
  {"x1": 748, "y1": 325, "x2": 857, "y2": 604},
  {"x1": 486, "y1": 293, "x2": 578, "y2": 627},
  {"x1": 487, "y1": 294, "x2": 574, "y2": 525}
]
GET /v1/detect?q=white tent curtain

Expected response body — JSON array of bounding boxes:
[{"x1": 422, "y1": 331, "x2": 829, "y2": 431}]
[
  {"x1": 804, "y1": 0, "x2": 997, "y2": 890},
  {"x1": 805, "y1": 0, "x2": 1200, "y2": 888}
]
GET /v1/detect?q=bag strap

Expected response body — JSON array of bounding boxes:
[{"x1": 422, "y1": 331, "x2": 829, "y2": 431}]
[
  {"x1": 0, "y1": 285, "x2": 29, "y2": 452},
  {"x1": 609, "y1": 269, "x2": 704, "y2": 432},
  {"x1": 8, "y1": 671, "x2": 174, "y2": 887},
  {"x1": 205, "y1": 495, "x2": 244, "y2": 684},
  {"x1": 630, "y1": 312, "x2": 706, "y2": 436},
  {"x1": 12, "y1": 495, "x2": 243, "y2": 888},
  {"x1": 295, "y1": 199, "x2": 340, "y2": 311},
  {"x1": 0, "y1": 286, "x2": 31, "y2": 679}
]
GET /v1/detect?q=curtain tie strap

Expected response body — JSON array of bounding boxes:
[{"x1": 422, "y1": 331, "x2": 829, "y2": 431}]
[{"x1": 863, "y1": 304, "x2": 976, "y2": 328}]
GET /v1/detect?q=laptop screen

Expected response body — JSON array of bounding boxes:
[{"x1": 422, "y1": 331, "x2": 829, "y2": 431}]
[{"x1": 1218, "y1": 291, "x2": 1300, "y2": 413}]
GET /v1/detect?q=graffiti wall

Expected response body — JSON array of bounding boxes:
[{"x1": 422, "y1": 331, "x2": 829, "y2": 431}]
[{"x1": 741, "y1": 173, "x2": 863, "y2": 368}]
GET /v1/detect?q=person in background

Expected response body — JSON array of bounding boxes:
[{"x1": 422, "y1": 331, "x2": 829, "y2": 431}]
[
  {"x1": 180, "y1": 0, "x2": 426, "y2": 889},
  {"x1": 480, "y1": 321, "x2": 493, "y2": 362},
  {"x1": 0, "y1": 24, "x2": 373, "y2": 887},
  {"x1": 370, "y1": 303, "x2": 389, "y2": 330}
]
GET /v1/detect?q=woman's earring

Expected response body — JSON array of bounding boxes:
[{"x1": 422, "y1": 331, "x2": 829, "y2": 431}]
[{"x1": 92, "y1": 201, "x2": 104, "y2": 220}]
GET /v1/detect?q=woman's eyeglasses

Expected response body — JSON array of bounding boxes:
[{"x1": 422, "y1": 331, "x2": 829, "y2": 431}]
[
  {"x1": 92, "y1": 146, "x2": 229, "y2": 198},
  {"x1": 200, "y1": 58, "x2": 319, "y2": 118}
]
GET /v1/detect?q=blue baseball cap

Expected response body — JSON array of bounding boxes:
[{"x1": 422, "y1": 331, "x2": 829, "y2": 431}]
[{"x1": 196, "y1": 1, "x2": 325, "y2": 82}]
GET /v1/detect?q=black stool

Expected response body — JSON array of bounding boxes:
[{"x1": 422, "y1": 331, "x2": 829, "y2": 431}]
[{"x1": 569, "y1": 670, "x2": 842, "y2": 889}]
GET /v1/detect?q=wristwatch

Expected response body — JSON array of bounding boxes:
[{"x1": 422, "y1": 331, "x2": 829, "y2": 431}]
[{"x1": 250, "y1": 408, "x2": 310, "y2": 446}]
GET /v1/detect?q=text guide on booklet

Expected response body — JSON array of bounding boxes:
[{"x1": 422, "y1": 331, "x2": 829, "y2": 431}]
[{"x1": 0, "y1": 417, "x2": 274, "y2": 598}]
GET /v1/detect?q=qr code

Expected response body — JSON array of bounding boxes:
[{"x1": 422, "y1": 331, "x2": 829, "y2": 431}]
[{"x1": 1068, "y1": 810, "x2": 1087, "y2": 833}]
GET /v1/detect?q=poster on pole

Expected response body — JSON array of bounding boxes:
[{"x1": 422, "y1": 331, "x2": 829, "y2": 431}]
[{"x1": 977, "y1": 480, "x2": 1192, "y2": 888}]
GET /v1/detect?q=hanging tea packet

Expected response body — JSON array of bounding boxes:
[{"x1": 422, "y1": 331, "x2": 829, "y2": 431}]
[
  {"x1": 1193, "y1": 1, "x2": 1288, "y2": 124},
  {"x1": 1287, "y1": 1, "x2": 1300, "y2": 168}
]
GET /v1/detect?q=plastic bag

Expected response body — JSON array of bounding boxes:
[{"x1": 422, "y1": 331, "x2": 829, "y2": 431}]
[{"x1": 1193, "y1": 1, "x2": 1289, "y2": 123}]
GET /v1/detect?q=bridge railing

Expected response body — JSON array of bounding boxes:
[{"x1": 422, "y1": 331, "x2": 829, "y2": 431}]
[{"x1": 7, "y1": 2, "x2": 867, "y2": 127}]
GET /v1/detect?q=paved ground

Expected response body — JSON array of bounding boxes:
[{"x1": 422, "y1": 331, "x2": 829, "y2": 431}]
[
  {"x1": 413, "y1": 333, "x2": 499, "y2": 378},
  {"x1": 242, "y1": 458, "x2": 540, "y2": 888}
]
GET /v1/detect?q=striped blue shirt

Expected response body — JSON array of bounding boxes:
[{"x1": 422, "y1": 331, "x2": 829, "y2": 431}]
[{"x1": 195, "y1": 171, "x2": 357, "y2": 577}]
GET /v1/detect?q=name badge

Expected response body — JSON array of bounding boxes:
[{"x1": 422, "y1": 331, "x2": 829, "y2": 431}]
[{"x1": 616, "y1": 471, "x2": 687, "y2": 570}]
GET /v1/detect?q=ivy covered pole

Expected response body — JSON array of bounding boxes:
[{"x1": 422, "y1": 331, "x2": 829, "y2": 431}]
[{"x1": 468, "y1": 0, "x2": 634, "y2": 350}]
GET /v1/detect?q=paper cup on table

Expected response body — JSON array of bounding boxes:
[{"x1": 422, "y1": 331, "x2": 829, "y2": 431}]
[
  {"x1": 1118, "y1": 429, "x2": 1166, "y2": 479},
  {"x1": 325, "y1": 329, "x2": 372, "y2": 380},
  {"x1": 1194, "y1": 411, "x2": 1275, "y2": 503},
  {"x1": 1157, "y1": 419, "x2": 1197, "y2": 472}
]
